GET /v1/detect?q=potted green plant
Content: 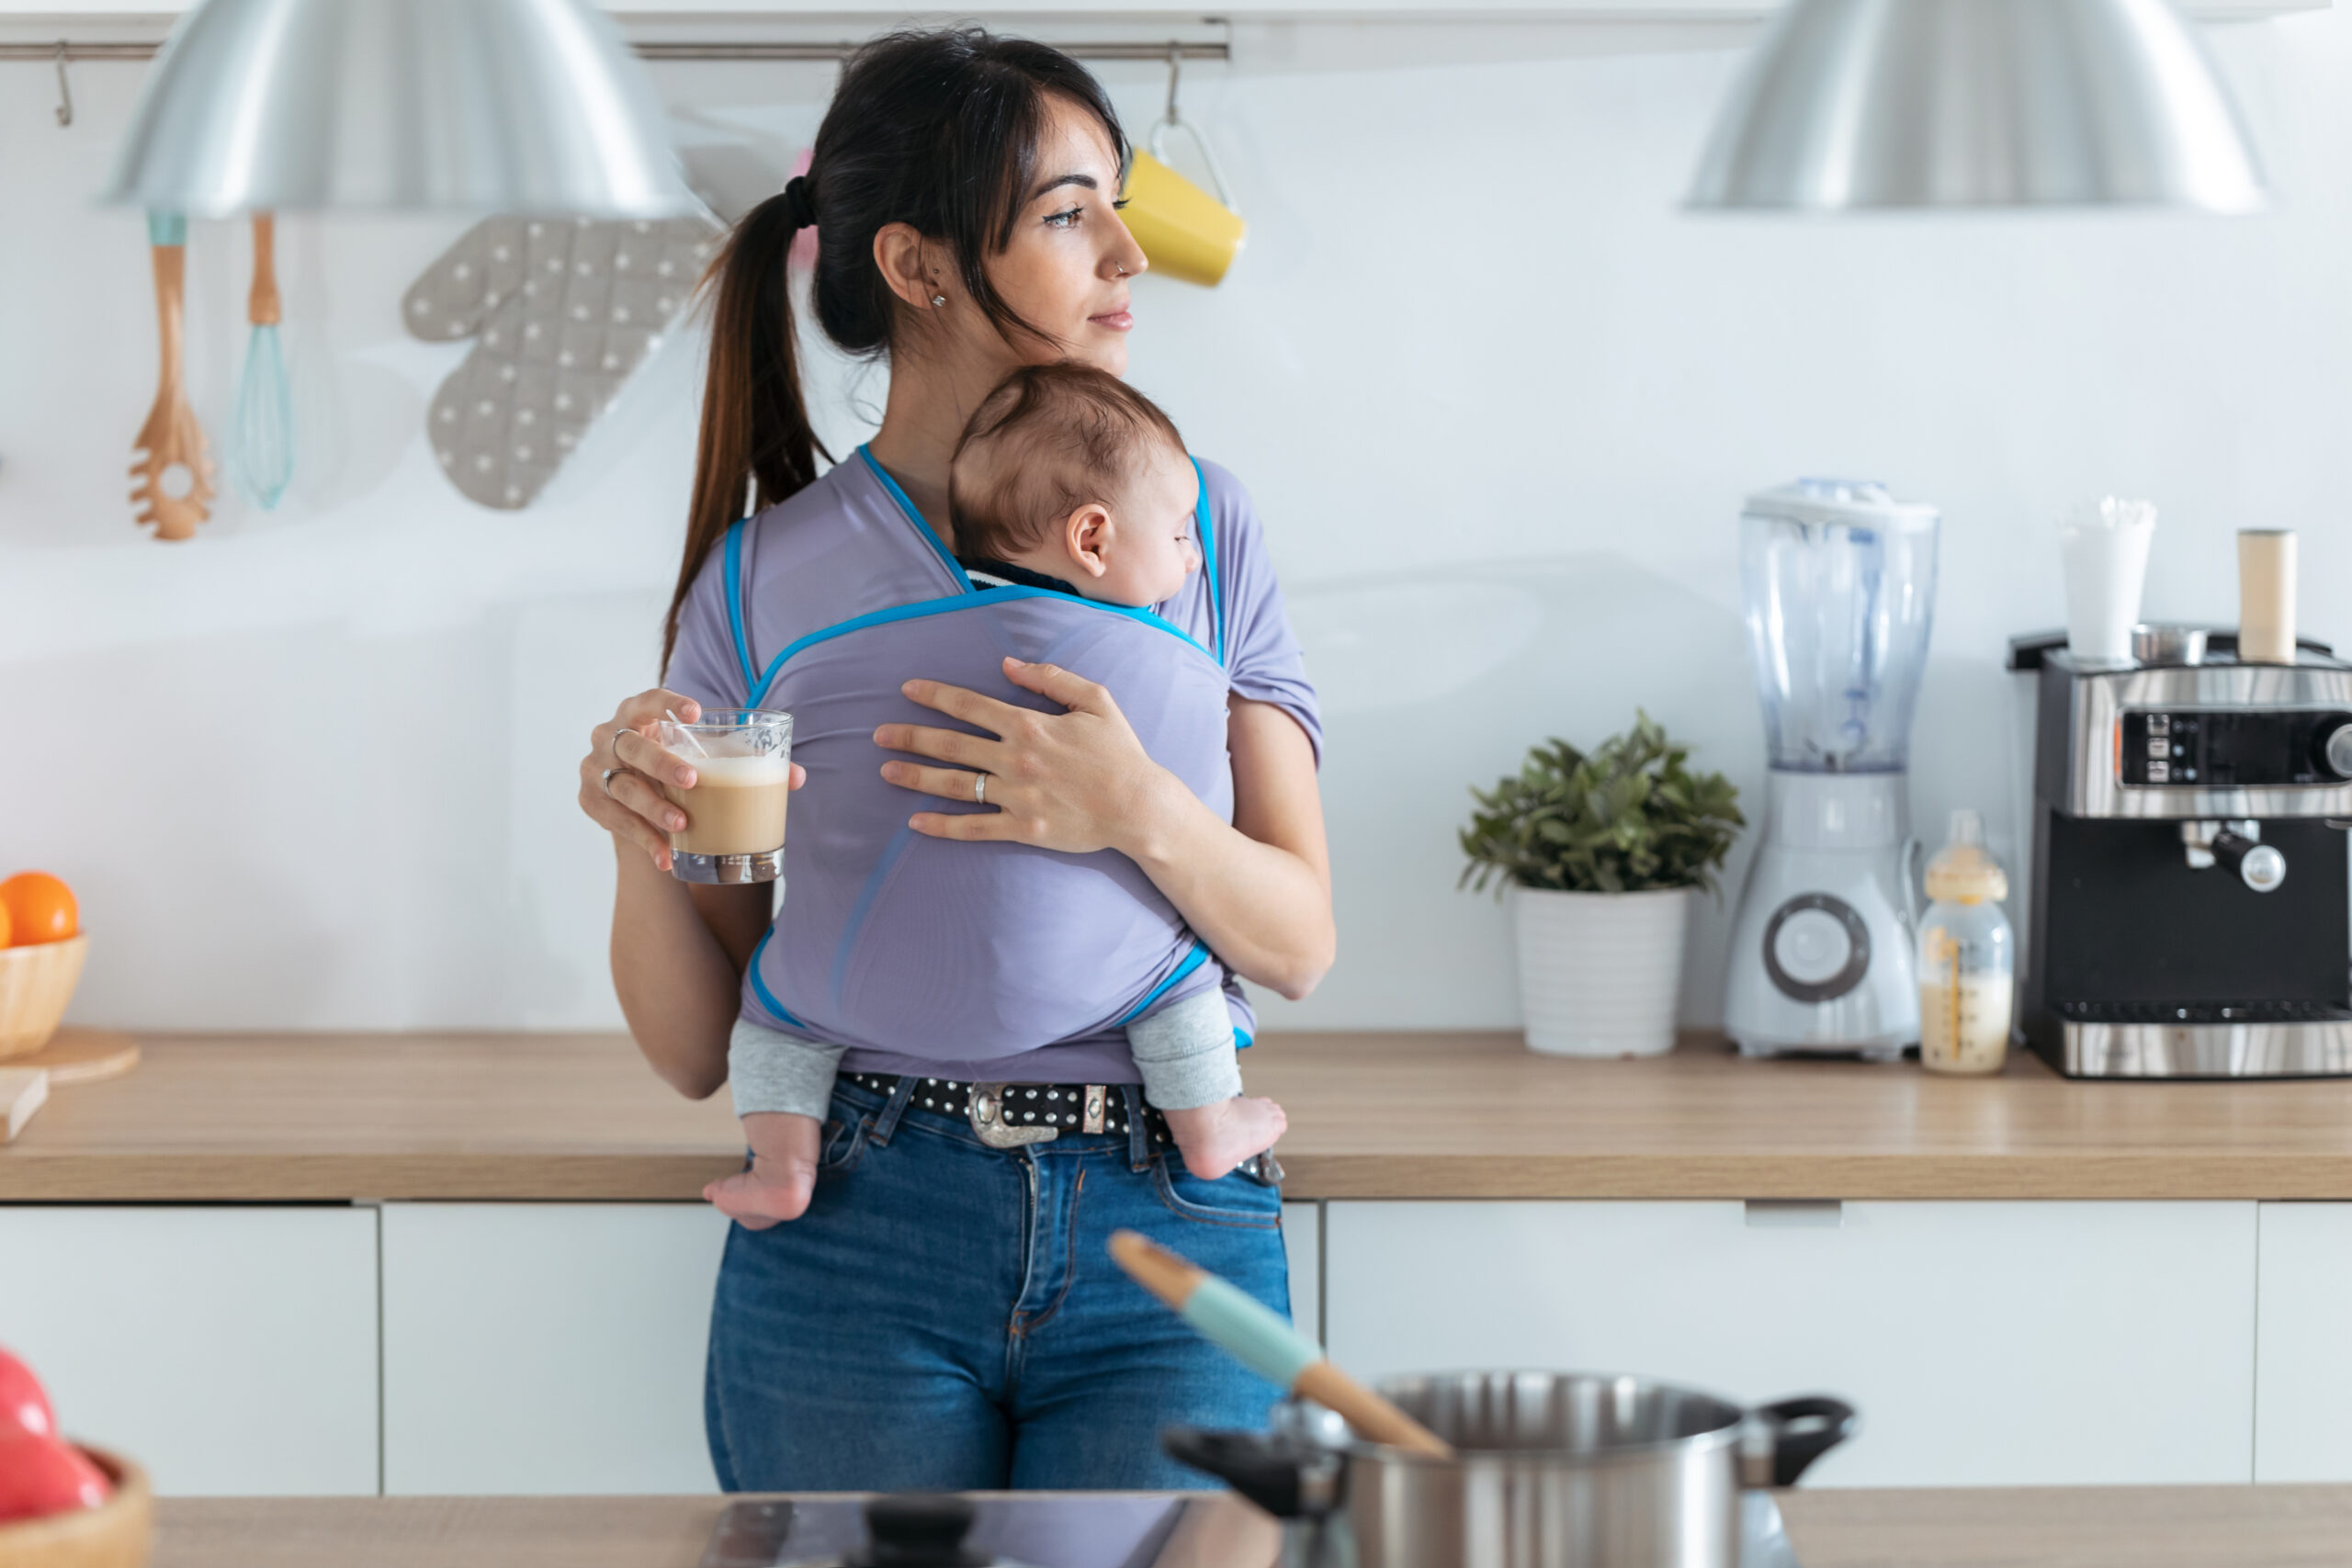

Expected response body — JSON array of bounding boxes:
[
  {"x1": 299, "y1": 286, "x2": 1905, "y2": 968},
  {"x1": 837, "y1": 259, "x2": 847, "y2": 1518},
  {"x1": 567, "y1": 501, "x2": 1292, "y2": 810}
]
[{"x1": 1461, "y1": 714, "x2": 1744, "y2": 1057}]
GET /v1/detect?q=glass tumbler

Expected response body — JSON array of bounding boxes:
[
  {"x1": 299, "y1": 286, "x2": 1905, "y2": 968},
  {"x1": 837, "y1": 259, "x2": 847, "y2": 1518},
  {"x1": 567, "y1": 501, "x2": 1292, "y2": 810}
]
[{"x1": 656, "y1": 709, "x2": 793, "y2": 885}]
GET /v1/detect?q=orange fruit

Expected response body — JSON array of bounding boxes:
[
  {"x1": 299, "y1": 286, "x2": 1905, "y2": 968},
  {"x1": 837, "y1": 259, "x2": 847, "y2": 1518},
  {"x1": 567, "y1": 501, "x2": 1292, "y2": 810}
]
[
  {"x1": 0, "y1": 874, "x2": 76, "y2": 946},
  {"x1": 0, "y1": 903, "x2": 10, "y2": 947}
]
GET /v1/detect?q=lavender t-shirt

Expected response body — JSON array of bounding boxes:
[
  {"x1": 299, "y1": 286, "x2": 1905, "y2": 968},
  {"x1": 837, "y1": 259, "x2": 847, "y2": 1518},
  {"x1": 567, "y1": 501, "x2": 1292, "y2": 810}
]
[{"x1": 666, "y1": 447, "x2": 1320, "y2": 1083}]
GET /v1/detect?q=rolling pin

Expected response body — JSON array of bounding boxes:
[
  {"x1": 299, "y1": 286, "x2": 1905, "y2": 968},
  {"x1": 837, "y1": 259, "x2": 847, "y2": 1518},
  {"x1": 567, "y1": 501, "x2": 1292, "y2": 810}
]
[{"x1": 1109, "y1": 1228, "x2": 1453, "y2": 1459}]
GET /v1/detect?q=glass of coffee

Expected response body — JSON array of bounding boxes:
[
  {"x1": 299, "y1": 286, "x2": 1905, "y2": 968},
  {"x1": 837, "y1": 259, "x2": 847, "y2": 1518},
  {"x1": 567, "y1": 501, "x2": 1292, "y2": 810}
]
[{"x1": 654, "y1": 709, "x2": 793, "y2": 885}]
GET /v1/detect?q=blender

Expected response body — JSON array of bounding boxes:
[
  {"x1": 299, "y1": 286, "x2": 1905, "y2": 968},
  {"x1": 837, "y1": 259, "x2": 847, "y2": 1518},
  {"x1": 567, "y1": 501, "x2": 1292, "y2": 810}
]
[{"x1": 1724, "y1": 479, "x2": 1940, "y2": 1059}]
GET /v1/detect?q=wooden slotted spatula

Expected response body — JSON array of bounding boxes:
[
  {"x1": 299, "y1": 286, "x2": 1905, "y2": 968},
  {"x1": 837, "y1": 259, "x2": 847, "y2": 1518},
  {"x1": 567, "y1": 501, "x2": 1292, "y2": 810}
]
[{"x1": 130, "y1": 209, "x2": 216, "y2": 541}]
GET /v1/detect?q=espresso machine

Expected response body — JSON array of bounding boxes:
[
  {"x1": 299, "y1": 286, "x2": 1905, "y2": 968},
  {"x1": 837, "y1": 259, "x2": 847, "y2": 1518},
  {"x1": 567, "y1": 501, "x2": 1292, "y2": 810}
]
[
  {"x1": 1724, "y1": 479, "x2": 1940, "y2": 1058},
  {"x1": 2012, "y1": 627, "x2": 2352, "y2": 1077}
]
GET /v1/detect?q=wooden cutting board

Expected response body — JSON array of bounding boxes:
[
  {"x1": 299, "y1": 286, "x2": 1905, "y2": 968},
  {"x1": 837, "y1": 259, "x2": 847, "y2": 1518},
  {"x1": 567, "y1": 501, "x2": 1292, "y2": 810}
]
[
  {"x1": 1, "y1": 1067, "x2": 46, "y2": 1142},
  {"x1": 6, "y1": 1027, "x2": 141, "y2": 1086}
]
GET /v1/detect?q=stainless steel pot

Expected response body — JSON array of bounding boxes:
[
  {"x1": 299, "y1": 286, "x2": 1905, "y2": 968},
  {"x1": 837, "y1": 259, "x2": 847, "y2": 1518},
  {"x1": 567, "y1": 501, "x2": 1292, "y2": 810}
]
[{"x1": 1166, "y1": 1371, "x2": 1856, "y2": 1568}]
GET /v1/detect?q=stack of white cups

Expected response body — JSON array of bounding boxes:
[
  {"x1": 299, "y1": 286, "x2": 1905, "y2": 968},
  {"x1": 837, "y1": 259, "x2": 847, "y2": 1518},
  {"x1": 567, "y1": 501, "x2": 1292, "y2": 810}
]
[{"x1": 2059, "y1": 497, "x2": 2157, "y2": 668}]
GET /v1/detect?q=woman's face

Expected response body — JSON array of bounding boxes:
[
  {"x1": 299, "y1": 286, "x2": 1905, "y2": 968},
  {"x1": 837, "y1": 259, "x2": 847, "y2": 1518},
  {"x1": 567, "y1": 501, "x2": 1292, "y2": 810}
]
[{"x1": 978, "y1": 95, "x2": 1149, "y2": 377}]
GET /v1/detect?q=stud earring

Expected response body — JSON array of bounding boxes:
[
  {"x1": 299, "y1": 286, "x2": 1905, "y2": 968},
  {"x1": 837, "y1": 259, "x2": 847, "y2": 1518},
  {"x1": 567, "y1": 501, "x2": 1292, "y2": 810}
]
[{"x1": 930, "y1": 293, "x2": 948, "y2": 308}]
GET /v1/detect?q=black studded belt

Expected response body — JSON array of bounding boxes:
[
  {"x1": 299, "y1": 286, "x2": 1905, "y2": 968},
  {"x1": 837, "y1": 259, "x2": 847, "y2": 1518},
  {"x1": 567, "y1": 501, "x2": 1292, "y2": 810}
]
[{"x1": 842, "y1": 1071, "x2": 1174, "y2": 1151}]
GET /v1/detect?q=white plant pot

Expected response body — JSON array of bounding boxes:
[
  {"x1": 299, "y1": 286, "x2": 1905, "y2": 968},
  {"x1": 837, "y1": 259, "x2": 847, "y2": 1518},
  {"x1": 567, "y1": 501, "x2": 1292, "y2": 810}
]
[{"x1": 1511, "y1": 885, "x2": 1691, "y2": 1058}]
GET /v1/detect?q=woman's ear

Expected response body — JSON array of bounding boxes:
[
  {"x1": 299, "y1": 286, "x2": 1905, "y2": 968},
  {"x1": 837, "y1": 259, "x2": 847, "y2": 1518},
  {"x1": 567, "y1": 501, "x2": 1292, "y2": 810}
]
[
  {"x1": 873, "y1": 223, "x2": 951, "y2": 311},
  {"x1": 1066, "y1": 504, "x2": 1114, "y2": 579}
]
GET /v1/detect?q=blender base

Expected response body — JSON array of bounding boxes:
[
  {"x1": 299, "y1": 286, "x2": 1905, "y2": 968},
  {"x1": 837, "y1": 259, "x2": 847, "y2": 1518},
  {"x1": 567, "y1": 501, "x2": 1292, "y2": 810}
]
[{"x1": 1724, "y1": 772, "x2": 1922, "y2": 1059}]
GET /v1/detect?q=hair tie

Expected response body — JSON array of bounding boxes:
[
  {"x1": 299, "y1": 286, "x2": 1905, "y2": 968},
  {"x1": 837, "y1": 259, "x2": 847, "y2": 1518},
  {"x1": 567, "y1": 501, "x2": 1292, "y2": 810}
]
[{"x1": 782, "y1": 175, "x2": 818, "y2": 230}]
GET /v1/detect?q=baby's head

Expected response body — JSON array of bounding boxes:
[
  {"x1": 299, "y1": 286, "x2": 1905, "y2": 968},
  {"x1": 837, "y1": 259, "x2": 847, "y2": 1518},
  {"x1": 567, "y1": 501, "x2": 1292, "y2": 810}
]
[{"x1": 949, "y1": 364, "x2": 1199, "y2": 608}]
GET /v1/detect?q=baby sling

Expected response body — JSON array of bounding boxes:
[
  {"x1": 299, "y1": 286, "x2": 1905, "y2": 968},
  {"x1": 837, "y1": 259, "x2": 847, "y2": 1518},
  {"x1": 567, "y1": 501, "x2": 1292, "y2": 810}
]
[{"x1": 729, "y1": 449, "x2": 1237, "y2": 1062}]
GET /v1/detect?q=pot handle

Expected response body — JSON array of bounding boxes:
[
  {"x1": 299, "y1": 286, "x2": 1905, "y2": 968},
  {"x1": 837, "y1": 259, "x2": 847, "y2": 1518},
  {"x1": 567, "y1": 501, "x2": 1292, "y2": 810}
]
[
  {"x1": 1161, "y1": 1427, "x2": 1314, "y2": 1518},
  {"x1": 1747, "y1": 1395, "x2": 1858, "y2": 1488}
]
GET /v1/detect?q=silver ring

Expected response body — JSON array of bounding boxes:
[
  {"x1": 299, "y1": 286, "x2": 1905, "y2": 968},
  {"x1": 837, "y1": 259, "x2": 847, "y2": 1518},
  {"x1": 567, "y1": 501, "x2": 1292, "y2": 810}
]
[
  {"x1": 600, "y1": 766, "x2": 626, "y2": 796},
  {"x1": 973, "y1": 773, "x2": 988, "y2": 807}
]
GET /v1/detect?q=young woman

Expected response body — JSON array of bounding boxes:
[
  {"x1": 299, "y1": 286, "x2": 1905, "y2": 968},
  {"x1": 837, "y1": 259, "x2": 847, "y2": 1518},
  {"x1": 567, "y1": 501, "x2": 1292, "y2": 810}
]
[{"x1": 574, "y1": 28, "x2": 1334, "y2": 1490}]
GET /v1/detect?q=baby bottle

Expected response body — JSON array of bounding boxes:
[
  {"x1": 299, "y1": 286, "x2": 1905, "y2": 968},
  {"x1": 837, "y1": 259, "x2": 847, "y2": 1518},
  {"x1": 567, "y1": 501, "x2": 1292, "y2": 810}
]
[{"x1": 1917, "y1": 809, "x2": 2015, "y2": 1077}]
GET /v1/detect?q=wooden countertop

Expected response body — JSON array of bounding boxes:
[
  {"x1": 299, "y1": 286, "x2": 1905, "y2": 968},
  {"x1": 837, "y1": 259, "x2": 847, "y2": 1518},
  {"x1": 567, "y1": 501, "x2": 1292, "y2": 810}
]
[
  {"x1": 1249, "y1": 1030, "x2": 2352, "y2": 1200},
  {"x1": 1774, "y1": 1485, "x2": 2352, "y2": 1566},
  {"x1": 144, "y1": 1486, "x2": 2352, "y2": 1568},
  {"x1": 6, "y1": 1028, "x2": 2352, "y2": 1201},
  {"x1": 0, "y1": 1032, "x2": 740, "y2": 1202}
]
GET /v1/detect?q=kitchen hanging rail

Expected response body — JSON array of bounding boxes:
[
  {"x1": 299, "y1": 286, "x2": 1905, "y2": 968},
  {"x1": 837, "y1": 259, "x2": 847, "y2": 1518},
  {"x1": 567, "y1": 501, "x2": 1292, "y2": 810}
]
[{"x1": 0, "y1": 37, "x2": 1229, "y2": 62}]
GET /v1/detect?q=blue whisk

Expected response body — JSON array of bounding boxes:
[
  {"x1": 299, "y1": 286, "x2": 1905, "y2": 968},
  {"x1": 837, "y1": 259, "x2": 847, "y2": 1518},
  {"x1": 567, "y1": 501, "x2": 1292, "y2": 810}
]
[{"x1": 232, "y1": 213, "x2": 295, "y2": 509}]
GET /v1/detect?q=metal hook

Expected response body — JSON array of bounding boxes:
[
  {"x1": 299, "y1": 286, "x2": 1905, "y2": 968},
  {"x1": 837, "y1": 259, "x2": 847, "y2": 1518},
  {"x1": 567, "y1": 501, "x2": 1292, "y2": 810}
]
[
  {"x1": 53, "y1": 41, "x2": 72, "y2": 128},
  {"x1": 1148, "y1": 40, "x2": 1238, "y2": 212}
]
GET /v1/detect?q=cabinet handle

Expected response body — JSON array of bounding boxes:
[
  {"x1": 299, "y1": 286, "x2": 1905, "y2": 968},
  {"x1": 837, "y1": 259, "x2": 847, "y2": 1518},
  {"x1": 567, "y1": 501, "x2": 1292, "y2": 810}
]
[{"x1": 1745, "y1": 1200, "x2": 1843, "y2": 1228}]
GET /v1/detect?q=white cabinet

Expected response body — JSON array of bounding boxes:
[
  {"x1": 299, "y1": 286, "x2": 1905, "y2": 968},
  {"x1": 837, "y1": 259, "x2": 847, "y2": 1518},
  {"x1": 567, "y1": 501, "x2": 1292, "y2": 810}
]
[
  {"x1": 1284, "y1": 1201, "x2": 1320, "y2": 1346},
  {"x1": 0, "y1": 1206, "x2": 379, "y2": 1495},
  {"x1": 0, "y1": 1194, "x2": 2296, "y2": 1496},
  {"x1": 2256, "y1": 1202, "x2": 2352, "y2": 1481},
  {"x1": 1324, "y1": 1200, "x2": 2257, "y2": 1488},
  {"x1": 379, "y1": 1202, "x2": 730, "y2": 1495}
]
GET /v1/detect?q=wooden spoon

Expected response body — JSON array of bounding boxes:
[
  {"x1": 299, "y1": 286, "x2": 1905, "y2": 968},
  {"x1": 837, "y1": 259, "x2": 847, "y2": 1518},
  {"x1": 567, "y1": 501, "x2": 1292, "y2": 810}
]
[
  {"x1": 130, "y1": 210, "x2": 215, "y2": 541},
  {"x1": 1110, "y1": 1229, "x2": 1455, "y2": 1459}
]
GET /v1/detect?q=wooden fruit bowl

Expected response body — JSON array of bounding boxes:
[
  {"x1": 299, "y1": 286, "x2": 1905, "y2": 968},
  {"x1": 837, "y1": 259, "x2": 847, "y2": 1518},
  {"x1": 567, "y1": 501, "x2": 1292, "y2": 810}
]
[
  {"x1": 0, "y1": 935, "x2": 88, "y2": 1062},
  {"x1": 0, "y1": 1446, "x2": 153, "y2": 1568}
]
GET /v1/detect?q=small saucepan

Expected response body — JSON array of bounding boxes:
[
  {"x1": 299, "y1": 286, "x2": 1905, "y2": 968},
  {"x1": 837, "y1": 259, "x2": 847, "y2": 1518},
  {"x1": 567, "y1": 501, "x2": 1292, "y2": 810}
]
[{"x1": 1166, "y1": 1371, "x2": 1855, "y2": 1568}]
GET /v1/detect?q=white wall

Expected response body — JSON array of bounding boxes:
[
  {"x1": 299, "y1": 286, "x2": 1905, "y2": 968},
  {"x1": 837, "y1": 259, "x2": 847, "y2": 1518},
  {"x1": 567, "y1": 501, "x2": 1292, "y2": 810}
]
[{"x1": 3, "y1": 14, "x2": 2348, "y2": 1033}]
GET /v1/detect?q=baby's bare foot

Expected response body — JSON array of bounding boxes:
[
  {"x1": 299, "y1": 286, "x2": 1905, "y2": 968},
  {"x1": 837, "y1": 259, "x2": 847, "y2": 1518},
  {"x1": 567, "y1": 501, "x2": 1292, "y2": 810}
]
[
  {"x1": 704, "y1": 1111, "x2": 823, "y2": 1228},
  {"x1": 703, "y1": 1161, "x2": 818, "y2": 1228},
  {"x1": 1161, "y1": 1096, "x2": 1288, "y2": 1181}
]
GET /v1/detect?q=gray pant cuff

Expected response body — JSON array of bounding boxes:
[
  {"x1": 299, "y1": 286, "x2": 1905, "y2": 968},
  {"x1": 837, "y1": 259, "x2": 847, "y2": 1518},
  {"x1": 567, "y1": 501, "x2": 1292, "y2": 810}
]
[
  {"x1": 729, "y1": 1018, "x2": 847, "y2": 1121},
  {"x1": 1126, "y1": 987, "x2": 1245, "y2": 1111}
]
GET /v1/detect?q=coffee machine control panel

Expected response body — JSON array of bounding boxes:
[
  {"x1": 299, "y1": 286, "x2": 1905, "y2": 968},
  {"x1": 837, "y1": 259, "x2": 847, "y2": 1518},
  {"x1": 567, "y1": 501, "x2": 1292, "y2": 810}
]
[{"x1": 2120, "y1": 709, "x2": 2352, "y2": 788}]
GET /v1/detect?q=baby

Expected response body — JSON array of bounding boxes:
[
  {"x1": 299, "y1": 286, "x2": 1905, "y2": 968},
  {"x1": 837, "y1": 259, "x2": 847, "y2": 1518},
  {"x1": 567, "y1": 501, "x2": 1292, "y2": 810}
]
[{"x1": 705, "y1": 363, "x2": 1288, "y2": 1228}]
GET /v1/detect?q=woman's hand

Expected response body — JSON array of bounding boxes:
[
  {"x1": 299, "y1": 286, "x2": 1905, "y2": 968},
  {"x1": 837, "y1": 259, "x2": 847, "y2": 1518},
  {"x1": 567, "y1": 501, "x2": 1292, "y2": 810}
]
[
  {"x1": 876, "y1": 660, "x2": 1335, "y2": 999},
  {"x1": 580, "y1": 689, "x2": 806, "y2": 872},
  {"x1": 875, "y1": 657, "x2": 1182, "y2": 857}
]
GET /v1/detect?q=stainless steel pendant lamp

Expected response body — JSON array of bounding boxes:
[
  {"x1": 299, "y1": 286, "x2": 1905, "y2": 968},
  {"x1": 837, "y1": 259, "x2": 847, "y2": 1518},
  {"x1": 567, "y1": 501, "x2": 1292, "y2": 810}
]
[
  {"x1": 104, "y1": 0, "x2": 693, "y2": 217},
  {"x1": 1687, "y1": 0, "x2": 2266, "y2": 211}
]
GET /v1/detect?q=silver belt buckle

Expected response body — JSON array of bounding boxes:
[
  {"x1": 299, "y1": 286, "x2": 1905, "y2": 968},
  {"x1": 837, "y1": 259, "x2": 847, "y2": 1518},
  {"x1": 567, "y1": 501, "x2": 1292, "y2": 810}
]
[{"x1": 969, "y1": 1082, "x2": 1058, "y2": 1148}]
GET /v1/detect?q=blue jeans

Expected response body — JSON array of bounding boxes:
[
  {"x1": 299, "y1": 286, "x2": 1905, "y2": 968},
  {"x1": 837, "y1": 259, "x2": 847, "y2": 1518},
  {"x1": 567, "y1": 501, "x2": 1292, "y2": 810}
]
[{"x1": 704, "y1": 1075, "x2": 1290, "y2": 1490}]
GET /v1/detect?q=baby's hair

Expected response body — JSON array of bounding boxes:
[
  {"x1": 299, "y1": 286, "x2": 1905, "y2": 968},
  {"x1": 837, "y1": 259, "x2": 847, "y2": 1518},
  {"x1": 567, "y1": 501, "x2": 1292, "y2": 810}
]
[{"x1": 949, "y1": 362, "x2": 1186, "y2": 560}]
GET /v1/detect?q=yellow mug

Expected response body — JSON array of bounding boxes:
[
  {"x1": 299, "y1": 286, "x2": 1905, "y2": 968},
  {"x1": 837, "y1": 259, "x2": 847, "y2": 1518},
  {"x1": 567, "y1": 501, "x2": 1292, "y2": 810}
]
[{"x1": 1121, "y1": 141, "x2": 1246, "y2": 288}]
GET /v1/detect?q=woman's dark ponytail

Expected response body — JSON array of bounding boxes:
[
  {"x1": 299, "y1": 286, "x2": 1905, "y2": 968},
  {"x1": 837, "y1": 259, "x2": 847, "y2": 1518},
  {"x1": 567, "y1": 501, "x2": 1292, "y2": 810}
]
[
  {"x1": 662, "y1": 184, "x2": 823, "y2": 674},
  {"x1": 662, "y1": 28, "x2": 1127, "y2": 673}
]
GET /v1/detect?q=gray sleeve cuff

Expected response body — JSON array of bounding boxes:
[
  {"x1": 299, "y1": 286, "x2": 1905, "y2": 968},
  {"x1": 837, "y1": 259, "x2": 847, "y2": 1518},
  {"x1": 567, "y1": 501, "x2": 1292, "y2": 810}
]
[
  {"x1": 1125, "y1": 987, "x2": 1244, "y2": 1111},
  {"x1": 729, "y1": 1018, "x2": 848, "y2": 1120}
]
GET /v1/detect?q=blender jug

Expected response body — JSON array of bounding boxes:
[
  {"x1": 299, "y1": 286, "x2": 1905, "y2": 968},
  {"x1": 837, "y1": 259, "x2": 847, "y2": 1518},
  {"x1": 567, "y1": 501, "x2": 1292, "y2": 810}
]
[
  {"x1": 1725, "y1": 480, "x2": 1940, "y2": 1057},
  {"x1": 1743, "y1": 481, "x2": 1937, "y2": 773}
]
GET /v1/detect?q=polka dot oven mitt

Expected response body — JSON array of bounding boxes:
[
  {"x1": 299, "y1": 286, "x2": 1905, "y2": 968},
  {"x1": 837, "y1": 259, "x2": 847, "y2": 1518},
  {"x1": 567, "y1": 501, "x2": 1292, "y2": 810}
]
[{"x1": 403, "y1": 214, "x2": 718, "y2": 509}]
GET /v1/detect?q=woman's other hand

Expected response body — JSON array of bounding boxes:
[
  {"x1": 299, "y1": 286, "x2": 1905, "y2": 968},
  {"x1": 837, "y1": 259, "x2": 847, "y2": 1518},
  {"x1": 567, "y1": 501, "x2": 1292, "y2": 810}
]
[
  {"x1": 875, "y1": 656, "x2": 1180, "y2": 857},
  {"x1": 595, "y1": 688, "x2": 797, "y2": 1101},
  {"x1": 582, "y1": 689, "x2": 807, "y2": 871}
]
